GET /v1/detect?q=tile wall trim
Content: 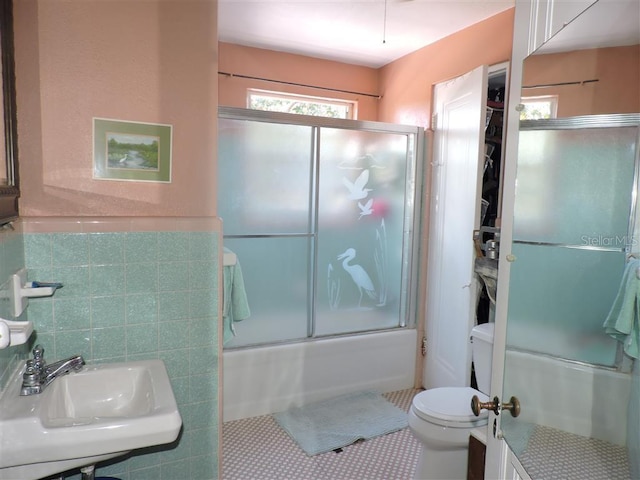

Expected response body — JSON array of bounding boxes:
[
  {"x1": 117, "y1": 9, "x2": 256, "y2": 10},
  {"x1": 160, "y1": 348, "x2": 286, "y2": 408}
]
[{"x1": 19, "y1": 216, "x2": 222, "y2": 233}]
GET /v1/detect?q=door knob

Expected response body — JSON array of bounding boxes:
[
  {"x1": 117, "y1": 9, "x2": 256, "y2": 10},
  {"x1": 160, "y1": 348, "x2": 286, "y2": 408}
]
[{"x1": 471, "y1": 395, "x2": 521, "y2": 417}]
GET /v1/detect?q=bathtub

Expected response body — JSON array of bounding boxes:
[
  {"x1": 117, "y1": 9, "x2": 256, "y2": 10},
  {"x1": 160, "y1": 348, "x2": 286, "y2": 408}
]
[
  {"x1": 222, "y1": 328, "x2": 417, "y2": 422},
  {"x1": 503, "y1": 349, "x2": 631, "y2": 445}
]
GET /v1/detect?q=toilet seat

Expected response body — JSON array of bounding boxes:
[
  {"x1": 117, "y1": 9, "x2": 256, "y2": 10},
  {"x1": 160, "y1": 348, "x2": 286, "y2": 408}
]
[{"x1": 412, "y1": 387, "x2": 489, "y2": 428}]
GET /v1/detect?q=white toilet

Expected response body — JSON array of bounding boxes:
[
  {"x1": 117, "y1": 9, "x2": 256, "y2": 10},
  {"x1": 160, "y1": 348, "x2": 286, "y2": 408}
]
[{"x1": 408, "y1": 322, "x2": 495, "y2": 480}]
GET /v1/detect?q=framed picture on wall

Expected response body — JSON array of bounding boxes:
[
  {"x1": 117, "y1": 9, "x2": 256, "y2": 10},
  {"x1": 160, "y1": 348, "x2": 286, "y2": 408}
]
[{"x1": 93, "y1": 118, "x2": 172, "y2": 183}]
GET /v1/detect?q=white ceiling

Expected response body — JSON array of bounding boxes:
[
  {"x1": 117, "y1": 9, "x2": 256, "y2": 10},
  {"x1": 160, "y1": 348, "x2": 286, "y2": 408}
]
[{"x1": 218, "y1": 0, "x2": 514, "y2": 68}]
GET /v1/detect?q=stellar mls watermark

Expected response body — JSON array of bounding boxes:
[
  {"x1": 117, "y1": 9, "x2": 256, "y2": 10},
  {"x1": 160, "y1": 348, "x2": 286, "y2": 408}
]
[{"x1": 581, "y1": 235, "x2": 636, "y2": 248}]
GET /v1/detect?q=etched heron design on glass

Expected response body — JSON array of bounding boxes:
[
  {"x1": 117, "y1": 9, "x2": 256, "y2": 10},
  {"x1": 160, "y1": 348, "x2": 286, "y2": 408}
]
[{"x1": 337, "y1": 248, "x2": 376, "y2": 308}]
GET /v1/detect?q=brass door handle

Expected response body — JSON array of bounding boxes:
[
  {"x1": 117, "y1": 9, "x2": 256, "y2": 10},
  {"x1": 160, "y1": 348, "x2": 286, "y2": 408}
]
[
  {"x1": 502, "y1": 396, "x2": 521, "y2": 417},
  {"x1": 471, "y1": 395, "x2": 500, "y2": 415},
  {"x1": 471, "y1": 395, "x2": 520, "y2": 417}
]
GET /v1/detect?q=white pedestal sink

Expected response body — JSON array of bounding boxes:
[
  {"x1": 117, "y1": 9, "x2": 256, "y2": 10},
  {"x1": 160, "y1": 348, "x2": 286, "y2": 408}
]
[{"x1": 0, "y1": 359, "x2": 182, "y2": 480}]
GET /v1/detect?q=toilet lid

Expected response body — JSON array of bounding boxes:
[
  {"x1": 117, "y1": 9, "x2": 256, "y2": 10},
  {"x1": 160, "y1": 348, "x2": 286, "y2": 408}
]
[{"x1": 412, "y1": 387, "x2": 489, "y2": 427}]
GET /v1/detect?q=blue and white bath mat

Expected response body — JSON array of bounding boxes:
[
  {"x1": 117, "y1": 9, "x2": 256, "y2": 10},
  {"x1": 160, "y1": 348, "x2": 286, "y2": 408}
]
[{"x1": 273, "y1": 390, "x2": 409, "y2": 456}]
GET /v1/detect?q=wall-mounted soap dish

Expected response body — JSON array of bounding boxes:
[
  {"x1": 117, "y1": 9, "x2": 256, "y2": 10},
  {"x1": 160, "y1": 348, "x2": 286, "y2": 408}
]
[
  {"x1": 0, "y1": 318, "x2": 34, "y2": 348},
  {"x1": 10, "y1": 268, "x2": 61, "y2": 318}
]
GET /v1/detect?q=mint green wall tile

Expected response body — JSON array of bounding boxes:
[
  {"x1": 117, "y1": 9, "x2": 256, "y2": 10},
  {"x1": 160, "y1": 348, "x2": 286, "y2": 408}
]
[
  {"x1": 161, "y1": 459, "x2": 190, "y2": 479},
  {"x1": 24, "y1": 234, "x2": 52, "y2": 268},
  {"x1": 31, "y1": 332, "x2": 54, "y2": 353},
  {"x1": 189, "y1": 373, "x2": 218, "y2": 402},
  {"x1": 53, "y1": 297, "x2": 91, "y2": 331},
  {"x1": 190, "y1": 261, "x2": 216, "y2": 291},
  {"x1": 95, "y1": 462, "x2": 127, "y2": 480},
  {"x1": 189, "y1": 290, "x2": 217, "y2": 318},
  {"x1": 190, "y1": 317, "x2": 217, "y2": 347},
  {"x1": 93, "y1": 356, "x2": 126, "y2": 365},
  {"x1": 159, "y1": 261, "x2": 190, "y2": 291},
  {"x1": 125, "y1": 293, "x2": 158, "y2": 324},
  {"x1": 160, "y1": 434, "x2": 191, "y2": 465},
  {"x1": 128, "y1": 465, "x2": 161, "y2": 480},
  {"x1": 126, "y1": 323, "x2": 158, "y2": 354},
  {"x1": 125, "y1": 232, "x2": 158, "y2": 263},
  {"x1": 91, "y1": 295, "x2": 125, "y2": 328},
  {"x1": 89, "y1": 232, "x2": 124, "y2": 265},
  {"x1": 92, "y1": 327, "x2": 126, "y2": 360},
  {"x1": 27, "y1": 298, "x2": 54, "y2": 332},
  {"x1": 189, "y1": 454, "x2": 215, "y2": 480},
  {"x1": 185, "y1": 400, "x2": 216, "y2": 431},
  {"x1": 5, "y1": 234, "x2": 25, "y2": 276},
  {"x1": 190, "y1": 427, "x2": 215, "y2": 457},
  {"x1": 189, "y1": 232, "x2": 216, "y2": 260},
  {"x1": 22, "y1": 228, "x2": 220, "y2": 479},
  {"x1": 126, "y1": 352, "x2": 159, "y2": 362},
  {"x1": 159, "y1": 321, "x2": 190, "y2": 350},
  {"x1": 168, "y1": 375, "x2": 190, "y2": 406},
  {"x1": 162, "y1": 348, "x2": 190, "y2": 379},
  {"x1": 158, "y1": 232, "x2": 190, "y2": 262},
  {"x1": 90, "y1": 264, "x2": 125, "y2": 296},
  {"x1": 51, "y1": 266, "x2": 90, "y2": 298},
  {"x1": 55, "y1": 329, "x2": 91, "y2": 359},
  {"x1": 128, "y1": 448, "x2": 165, "y2": 471},
  {"x1": 159, "y1": 291, "x2": 189, "y2": 321},
  {"x1": 126, "y1": 263, "x2": 158, "y2": 294},
  {"x1": 189, "y1": 347, "x2": 218, "y2": 376},
  {"x1": 52, "y1": 233, "x2": 89, "y2": 266},
  {"x1": 26, "y1": 266, "x2": 53, "y2": 285}
]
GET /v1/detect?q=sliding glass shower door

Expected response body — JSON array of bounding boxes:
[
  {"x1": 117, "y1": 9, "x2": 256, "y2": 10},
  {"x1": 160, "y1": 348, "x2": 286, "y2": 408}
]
[{"x1": 218, "y1": 107, "x2": 422, "y2": 348}]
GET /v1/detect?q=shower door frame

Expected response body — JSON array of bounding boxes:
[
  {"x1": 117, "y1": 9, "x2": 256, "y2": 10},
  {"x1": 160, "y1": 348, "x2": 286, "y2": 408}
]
[
  {"x1": 511, "y1": 113, "x2": 640, "y2": 368},
  {"x1": 218, "y1": 106, "x2": 426, "y2": 348}
]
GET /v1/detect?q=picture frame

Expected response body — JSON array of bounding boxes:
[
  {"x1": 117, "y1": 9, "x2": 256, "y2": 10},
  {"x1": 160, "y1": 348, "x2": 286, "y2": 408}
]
[{"x1": 93, "y1": 118, "x2": 172, "y2": 183}]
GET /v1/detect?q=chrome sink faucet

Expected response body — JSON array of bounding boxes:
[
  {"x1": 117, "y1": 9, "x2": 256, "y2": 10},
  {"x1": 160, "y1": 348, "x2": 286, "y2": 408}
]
[{"x1": 20, "y1": 345, "x2": 85, "y2": 396}]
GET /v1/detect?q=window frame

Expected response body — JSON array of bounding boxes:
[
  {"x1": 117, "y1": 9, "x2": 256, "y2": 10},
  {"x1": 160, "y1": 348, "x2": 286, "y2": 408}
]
[
  {"x1": 519, "y1": 95, "x2": 559, "y2": 120},
  {"x1": 247, "y1": 88, "x2": 357, "y2": 120}
]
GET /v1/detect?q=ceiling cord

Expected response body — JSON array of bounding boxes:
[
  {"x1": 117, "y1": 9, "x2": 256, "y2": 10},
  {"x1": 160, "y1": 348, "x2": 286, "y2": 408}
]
[{"x1": 383, "y1": 0, "x2": 388, "y2": 44}]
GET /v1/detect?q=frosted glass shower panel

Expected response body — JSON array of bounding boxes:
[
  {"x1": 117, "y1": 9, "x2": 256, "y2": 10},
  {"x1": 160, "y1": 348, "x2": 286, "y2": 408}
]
[
  {"x1": 218, "y1": 119, "x2": 313, "y2": 235},
  {"x1": 222, "y1": 237, "x2": 310, "y2": 347},
  {"x1": 514, "y1": 127, "x2": 637, "y2": 246},
  {"x1": 315, "y1": 128, "x2": 410, "y2": 336},
  {"x1": 506, "y1": 243, "x2": 623, "y2": 366}
]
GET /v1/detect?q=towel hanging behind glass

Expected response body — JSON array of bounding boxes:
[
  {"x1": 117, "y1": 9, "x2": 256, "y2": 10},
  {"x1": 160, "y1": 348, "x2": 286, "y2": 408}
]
[{"x1": 626, "y1": 253, "x2": 640, "y2": 279}]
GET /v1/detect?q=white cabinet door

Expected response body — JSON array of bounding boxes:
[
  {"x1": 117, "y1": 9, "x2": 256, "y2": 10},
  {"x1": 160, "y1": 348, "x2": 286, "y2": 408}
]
[{"x1": 526, "y1": 0, "x2": 597, "y2": 54}]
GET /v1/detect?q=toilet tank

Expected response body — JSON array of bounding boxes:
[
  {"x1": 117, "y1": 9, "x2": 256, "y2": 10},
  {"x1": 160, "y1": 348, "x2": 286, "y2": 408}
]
[{"x1": 470, "y1": 323, "x2": 495, "y2": 394}]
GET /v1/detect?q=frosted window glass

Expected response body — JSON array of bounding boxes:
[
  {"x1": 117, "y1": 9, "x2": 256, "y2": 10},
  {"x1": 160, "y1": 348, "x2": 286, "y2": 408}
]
[
  {"x1": 314, "y1": 128, "x2": 408, "y2": 336},
  {"x1": 514, "y1": 127, "x2": 637, "y2": 246},
  {"x1": 218, "y1": 119, "x2": 313, "y2": 235},
  {"x1": 222, "y1": 237, "x2": 309, "y2": 347},
  {"x1": 506, "y1": 243, "x2": 623, "y2": 366}
]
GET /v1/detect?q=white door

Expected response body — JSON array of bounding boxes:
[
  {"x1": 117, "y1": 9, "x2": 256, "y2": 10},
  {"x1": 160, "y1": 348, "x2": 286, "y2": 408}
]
[{"x1": 424, "y1": 65, "x2": 488, "y2": 389}]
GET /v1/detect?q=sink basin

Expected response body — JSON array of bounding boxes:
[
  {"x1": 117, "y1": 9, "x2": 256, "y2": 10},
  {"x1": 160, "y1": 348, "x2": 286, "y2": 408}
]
[{"x1": 0, "y1": 359, "x2": 182, "y2": 480}]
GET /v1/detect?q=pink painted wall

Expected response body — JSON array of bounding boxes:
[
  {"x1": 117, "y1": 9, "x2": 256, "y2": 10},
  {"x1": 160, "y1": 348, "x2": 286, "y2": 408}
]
[
  {"x1": 14, "y1": 3, "x2": 514, "y2": 218},
  {"x1": 14, "y1": 0, "x2": 218, "y2": 217},
  {"x1": 378, "y1": 9, "x2": 515, "y2": 128},
  {"x1": 218, "y1": 43, "x2": 380, "y2": 120},
  {"x1": 522, "y1": 45, "x2": 640, "y2": 117}
]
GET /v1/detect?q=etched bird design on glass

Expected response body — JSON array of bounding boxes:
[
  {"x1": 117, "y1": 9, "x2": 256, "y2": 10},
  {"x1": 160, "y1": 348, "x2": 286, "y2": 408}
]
[
  {"x1": 342, "y1": 169, "x2": 372, "y2": 200},
  {"x1": 358, "y1": 199, "x2": 374, "y2": 219},
  {"x1": 337, "y1": 248, "x2": 376, "y2": 308}
]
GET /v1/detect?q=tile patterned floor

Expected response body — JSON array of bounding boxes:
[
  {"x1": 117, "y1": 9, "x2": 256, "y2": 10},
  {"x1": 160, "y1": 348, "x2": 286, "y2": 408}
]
[
  {"x1": 222, "y1": 389, "x2": 422, "y2": 480},
  {"x1": 519, "y1": 424, "x2": 632, "y2": 480}
]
